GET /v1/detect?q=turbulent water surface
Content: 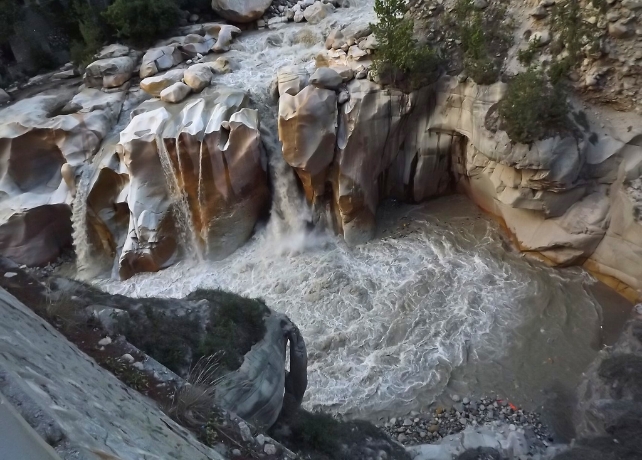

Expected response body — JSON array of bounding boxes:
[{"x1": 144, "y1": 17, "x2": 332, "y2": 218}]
[{"x1": 96, "y1": 196, "x2": 607, "y2": 420}]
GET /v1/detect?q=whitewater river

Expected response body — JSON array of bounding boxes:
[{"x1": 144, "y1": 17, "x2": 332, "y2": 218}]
[{"x1": 95, "y1": 195, "x2": 629, "y2": 420}]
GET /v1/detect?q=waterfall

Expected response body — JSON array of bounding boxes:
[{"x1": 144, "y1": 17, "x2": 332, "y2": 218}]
[
  {"x1": 71, "y1": 164, "x2": 93, "y2": 277},
  {"x1": 157, "y1": 136, "x2": 204, "y2": 262}
]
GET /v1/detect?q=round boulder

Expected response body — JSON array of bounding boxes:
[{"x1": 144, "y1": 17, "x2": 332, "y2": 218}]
[{"x1": 211, "y1": 0, "x2": 272, "y2": 23}]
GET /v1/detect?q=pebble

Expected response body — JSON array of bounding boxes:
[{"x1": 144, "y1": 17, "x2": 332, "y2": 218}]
[
  {"x1": 121, "y1": 353, "x2": 135, "y2": 363},
  {"x1": 264, "y1": 443, "x2": 277, "y2": 455},
  {"x1": 98, "y1": 337, "x2": 112, "y2": 346},
  {"x1": 379, "y1": 395, "x2": 552, "y2": 448},
  {"x1": 232, "y1": 449, "x2": 241, "y2": 456}
]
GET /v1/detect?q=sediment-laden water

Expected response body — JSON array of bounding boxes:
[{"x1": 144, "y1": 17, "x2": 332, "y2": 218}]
[{"x1": 96, "y1": 196, "x2": 609, "y2": 420}]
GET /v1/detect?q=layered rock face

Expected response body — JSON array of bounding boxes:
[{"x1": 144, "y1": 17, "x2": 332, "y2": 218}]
[
  {"x1": 0, "y1": 88, "x2": 124, "y2": 266},
  {"x1": 84, "y1": 86, "x2": 269, "y2": 279},
  {"x1": 279, "y1": 73, "x2": 642, "y2": 298}
]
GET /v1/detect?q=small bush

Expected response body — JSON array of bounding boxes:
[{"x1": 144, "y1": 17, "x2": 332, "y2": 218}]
[
  {"x1": 498, "y1": 69, "x2": 570, "y2": 144},
  {"x1": 517, "y1": 38, "x2": 540, "y2": 67},
  {"x1": 70, "y1": 0, "x2": 111, "y2": 66},
  {"x1": 189, "y1": 289, "x2": 268, "y2": 371},
  {"x1": 114, "y1": 303, "x2": 201, "y2": 374},
  {"x1": 450, "y1": 0, "x2": 512, "y2": 85},
  {"x1": 0, "y1": 0, "x2": 21, "y2": 44},
  {"x1": 371, "y1": 0, "x2": 439, "y2": 89},
  {"x1": 104, "y1": 0, "x2": 181, "y2": 46}
]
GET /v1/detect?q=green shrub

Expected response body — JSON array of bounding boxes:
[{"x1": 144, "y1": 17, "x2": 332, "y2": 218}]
[
  {"x1": 70, "y1": 0, "x2": 111, "y2": 65},
  {"x1": 517, "y1": 38, "x2": 540, "y2": 67},
  {"x1": 547, "y1": 0, "x2": 601, "y2": 82},
  {"x1": 450, "y1": 0, "x2": 512, "y2": 85},
  {"x1": 104, "y1": 0, "x2": 181, "y2": 46},
  {"x1": 498, "y1": 69, "x2": 569, "y2": 144},
  {"x1": 371, "y1": 0, "x2": 439, "y2": 89},
  {"x1": 189, "y1": 289, "x2": 268, "y2": 371}
]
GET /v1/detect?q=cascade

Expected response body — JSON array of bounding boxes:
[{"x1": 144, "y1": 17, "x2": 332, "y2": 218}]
[
  {"x1": 157, "y1": 135, "x2": 204, "y2": 261},
  {"x1": 71, "y1": 164, "x2": 93, "y2": 277}
]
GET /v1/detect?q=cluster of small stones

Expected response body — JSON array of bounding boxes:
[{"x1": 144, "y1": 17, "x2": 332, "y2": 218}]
[
  {"x1": 379, "y1": 396, "x2": 553, "y2": 448},
  {"x1": 259, "y1": 0, "x2": 343, "y2": 26}
]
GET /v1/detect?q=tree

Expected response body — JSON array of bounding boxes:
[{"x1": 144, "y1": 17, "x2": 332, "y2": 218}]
[{"x1": 371, "y1": 0, "x2": 438, "y2": 89}]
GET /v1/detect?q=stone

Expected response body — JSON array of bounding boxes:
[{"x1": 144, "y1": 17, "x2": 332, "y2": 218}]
[
  {"x1": 294, "y1": 10, "x2": 305, "y2": 22},
  {"x1": 530, "y1": 30, "x2": 551, "y2": 46},
  {"x1": 255, "y1": 434, "x2": 265, "y2": 446},
  {"x1": 0, "y1": 89, "x2": 10, "y2": 104},
  {"x1": 304, "y1": 1, "x2": 335, "y2": 24},
  {"x1": 160, "y1": 82, "x2": 192, "y2": 103},
  {"x1": 348, "y1": 45, "x2": 368, "y2": 60},
  {"x1": 310, "y1": 67, "x2": 343, "y2": 89},
  {"x1": 206, "y1": 24, "x2": 242, "y2": 53},
  {"x1": 530, "y1": 6, "x2": 548, "y2": 19},
  {"x1": 95, "y1": 43, "x2": 130, "y2": 60},
  {"x1": 622, "y1": 0, "x2": 642, "y2": 9},
  {"x1": 3, "y1": 272, "x2": 17, "y2": 278},
  {"x1": 0, "y1": 89, "x2": 124, "y2": 266},
  {"x1": 232, "y1": 449, "x2": 242, "y2": 456},
  {"x1": 277, "y1": 65, "x2": 309, "y2": 96},
  {"x1": 332, "y1": 65, "x2": 355, "y2": 81},
  {"x1": 338, "y1": 91, "x2": 349, "y2": 104},
  {"x1": 209, "y1": 57, "x2": 232, "y2": 74},
  {"x1": 279, "y1": 85, "x2": 337, "y2": 204},
  {"x1": 397, "y1": 434, "x2": 407, "y2": 442},
  {"x1": 451, "y1": 395, "x2": 461, "y2": 402},
  {"x1": 140, "y1": 46, "x2": 184, "y2": 78},
  {"x1": 473, "y1": 0, "x2": 488, "y2": 9},
  {"x1": 608, "y1": 21, "x2": 634, "y2": 39},
  {"x1": 140, "y1": 69, "x2": 185, "y2": 97},
  {"x1": 121, "y1": 353, "x2": 135, "y2": 363},
  {"x1": 94, "y1": 87, "x2": 269, "y2": 279},
  {"x1": 183, "y1": 64, "x2": 213, "y2": 92},
  {"x1": 211, "y1": 0, "x2": 273, "y2": 22},
  {"x1": 84, "y1": 56, "x2": 134, "y2": 89},
  {"x1": 98, "y1": 337, "x2": 112, "y2": 346},
  {"x1": 264, "y1": 444, "x2": 277, "y2": 455},
  {"x1": 358, "y1": 34, "x2": 378, "y2": 50},
  {"x1": 189, "y1": 13, "x2": 199, "y2": 22}
]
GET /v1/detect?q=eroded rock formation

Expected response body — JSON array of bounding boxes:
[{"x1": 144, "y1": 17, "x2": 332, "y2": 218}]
[
  {"x1": 83, "y1": 86, "x2": 269, "y2": 279},
  {"x1": 0, "y1": 88, "x2": 125, "y2": 266},
  {"x1": 278, "y1": 71, "x2": 642, "y2": 298}
]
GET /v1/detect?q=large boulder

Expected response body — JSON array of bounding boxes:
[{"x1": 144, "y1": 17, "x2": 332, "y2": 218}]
[
  {"x1": 304, "y1": 1, "x2": 335, "y2": 24},
  {"x1": 140, "y1": 69, "x2": 185, "y2": 97},
  {"x1": 183, "y1": 64, "x2": 213, "y2": 92},
  {"x1": 160, "y1": 82, "x2": 192, "y2": 103},
  {"x1": 0, "y1": 88, "x2": 125, "y2": 266},
  {"x1": 211, "y1": 0, "x2": 272, "y2": 22},
  {"x1": 84, "y1": 56, "x2": 135, "y2": 88},
  {"x1": 206, "y1": 24, "x2": 242, "y2": 53},
  {"x1": 140, "y1": 45, "x2": 184, "y2": 78},
  {"x1": 279, "y1": 85, "x2": 337, "y2": 205},
  {"x1": 82, "y1": 87, "x2": 269, "y2": 279}
]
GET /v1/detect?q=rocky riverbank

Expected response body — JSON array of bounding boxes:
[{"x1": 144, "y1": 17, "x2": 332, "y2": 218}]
[{"x1": 379, "y1": 397, "x2": 552, "y2": 448}]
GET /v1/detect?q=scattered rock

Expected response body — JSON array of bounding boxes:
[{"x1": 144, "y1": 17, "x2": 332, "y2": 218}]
[
  {"x1": 183, "y1": 64, "x2": 213, "y2": 92},
  {"x1": 264, "y1": 443, "x2": 277, "y2": 455},
  {"x1": 121, "y1": 354, "x2": 135, "y2": 363},
  {"x1": 212, "y1": 0, "x2": 273, "y2": 22},
  {"x1": 0, "y1": 89, "x2": 10, "y2": 104},
  {"x1": 3, "y1": 272, "x2": 17, "y2": 278},
  {"x1": 84, "y1": 57, "x2": 134, "y2": 89},
  {"x1": 98, "y1": 337, "x2": 112, "y2": 346},
  {"x1": 310, "y1": 67, "x2": 343, "y2": 89},
  {"x1": 304, "y1": 1, "x2": 335, "y2": 24},
  {"x1": 160, "y1": 82, "x2": 192, "y2": 103},
  {"x1": 140, "y1": 69, "x2": 185, "y2": 97},
  {"x1": 609, "y1": 21, "x2": 634, "y2": 39}
]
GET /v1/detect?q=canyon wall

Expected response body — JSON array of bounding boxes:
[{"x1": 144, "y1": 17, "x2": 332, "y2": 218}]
[{"x1": 279, "y1": 73, "x2": 642, "y2": 299}]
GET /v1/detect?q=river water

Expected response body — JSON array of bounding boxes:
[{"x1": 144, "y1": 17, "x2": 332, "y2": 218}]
[{"x1": 95, "y1": 195, "x2": 623, "y2": 420}]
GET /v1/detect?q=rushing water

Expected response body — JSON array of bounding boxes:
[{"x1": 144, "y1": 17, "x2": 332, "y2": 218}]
[
  {"x1": 82, "y1": 0, "x2": 615, "y2": 421},
  {"x1": 96, "y1": 196, "x2": 606, "y2": 419}
]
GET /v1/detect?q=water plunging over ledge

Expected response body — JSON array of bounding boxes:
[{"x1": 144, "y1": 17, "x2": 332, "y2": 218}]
[{"x1": 95, "y1": 195, "x2": 619, "y2": 420}]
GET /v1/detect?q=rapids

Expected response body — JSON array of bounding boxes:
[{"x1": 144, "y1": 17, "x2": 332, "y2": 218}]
[
  {"x1": 95, "y1": 196, "x2": 608, "y2": 420},
  {"x1": 82, "y1": 0, "x2": 623, "y2": 422}
]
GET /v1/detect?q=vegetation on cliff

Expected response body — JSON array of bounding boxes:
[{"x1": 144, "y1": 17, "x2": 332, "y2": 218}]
[
  {"x1": 448, "y1": 0, "x2": 513, "y2": 85},
  {"x1": 498, "y1": 68, "x2": 569, "y2": 144},
  {"x1": 371, "y1": 0, "x2": 439, "y2": 89}
]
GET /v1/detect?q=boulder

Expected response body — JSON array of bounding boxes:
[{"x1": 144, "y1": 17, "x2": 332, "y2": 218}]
[
  {"x1": 0, "y1": 88, "x2": 125, "y2": 266},
  {"x1": 160, "y1": 82, "x2": 192, "y2": 103},
  {"x1": 83, "y1": 87, "x2": 269, "y2": 279},
  {"x1": 95, "y1": 43, "x2": 130, "y2": 60},
  {"x1": 180, "y1": 35, "x2": 216, "y2": 58},
  {"x1": 211, "y1": 0, "x2": 273, "y2": 22},
  {"x1": 140, "y1": 46, "x2": 184, "y2": 78},
  {"x1": 184, "y1": 64, "x2": 213, "y2": 92},
  {"x1": 310, "y1": 67, "x2": 343, "y2": 89},
  {"x1": 277, "y1": 65, "x2": 309, "y2": 96},
  {"x1": 209, "y1": 57, "x2": 232, "y2": 74},
  {"x1": 303, "y1": 1, "x2": 335, "y2": 24},
  {"x1": 279, "y1": 85, "x2": 338, "y2": 204},
  {"x1": 140, "y1": 69, "x2": 185, "y2": 97},
  {"x1": 84, "y1": 56, "x2": 135, "y2": 88},
  {"x1": 206, "y1": 24, "x2": 242, "y2": 53}
]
